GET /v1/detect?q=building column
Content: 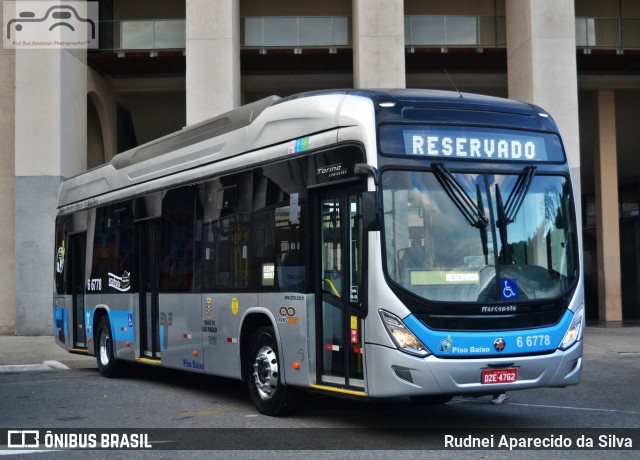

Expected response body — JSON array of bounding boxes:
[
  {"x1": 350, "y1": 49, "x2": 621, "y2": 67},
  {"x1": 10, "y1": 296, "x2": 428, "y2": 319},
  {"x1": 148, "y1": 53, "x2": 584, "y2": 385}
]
[
  {"x1": 0, "y1": 2, "x2": 16, "y2": 334},
  {"x1": 594, "y1": 90, "x2": 623, "y2": 322},
  {"x1": 506, "y1": 0, "x2": 581, "y2": 200},
  {"x1": 14, "y1": 49, "x2": 87, "y2": 335},
  {"x1": 506, "y1": 1, "x2": 590, "y2": 312},
  {"x1": 186, "y1": 0, "x2": 240, "y2": 125},
  {"x1": 352, "y1": 0, "x2": 405, "y2": 89}
]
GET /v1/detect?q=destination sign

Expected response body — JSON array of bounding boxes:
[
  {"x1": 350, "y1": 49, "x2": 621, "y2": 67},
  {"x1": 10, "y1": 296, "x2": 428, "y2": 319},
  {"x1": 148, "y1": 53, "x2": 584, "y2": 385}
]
[{"x1": 379, "y1": 125, "x2": 564, "y2": 162}]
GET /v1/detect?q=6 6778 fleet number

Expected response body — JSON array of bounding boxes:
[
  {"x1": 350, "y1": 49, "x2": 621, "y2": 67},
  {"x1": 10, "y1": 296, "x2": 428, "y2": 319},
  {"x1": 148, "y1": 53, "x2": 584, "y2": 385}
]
[{"x1": 516, "y1": 334, "x2": 551, "y2": 348}]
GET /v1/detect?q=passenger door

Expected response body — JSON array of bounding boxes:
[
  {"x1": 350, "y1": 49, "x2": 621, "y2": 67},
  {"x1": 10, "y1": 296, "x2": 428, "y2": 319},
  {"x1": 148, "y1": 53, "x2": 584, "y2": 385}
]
[
  {"x1": 136, "y1": 220, "x2": 162, "y2": 359},
  {"x1": 68, "y1": 233, "x2": 87, "y2": 348},
  {"x1": 314, "y1": 185, "x2": 366, "y2": 390}
]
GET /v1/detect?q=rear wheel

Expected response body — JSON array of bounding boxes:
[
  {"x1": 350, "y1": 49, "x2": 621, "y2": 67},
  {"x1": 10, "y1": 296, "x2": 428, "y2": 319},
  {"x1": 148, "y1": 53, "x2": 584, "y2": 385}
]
[
  {"x1": 245, "y1": 326, "x2": 299, "y2": 416},
  {"x1": 96, "y1": 316, "x2": 124, "y2": 378}
]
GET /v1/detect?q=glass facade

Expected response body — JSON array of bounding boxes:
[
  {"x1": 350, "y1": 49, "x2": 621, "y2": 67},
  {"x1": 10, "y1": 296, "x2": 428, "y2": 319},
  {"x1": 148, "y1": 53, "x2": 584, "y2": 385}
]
[
  {"x1": 96, "y1": 15, "x2": 512, "y2": 51},
  {"x1": 94, "y1": 15, "x2": 640, "y2": 52},
  {"x1": 404, "y1": 15, "x2": 506, "y2": 47},
  {"x1": 98, "y1": 19, "x2": 186, "y2": 51},
  {"x1": 242, "y1": 16, "x2": 351, "y2": 47},
  {"x1": 94, "y1": 14, "x2": 640, "y2": 52}
]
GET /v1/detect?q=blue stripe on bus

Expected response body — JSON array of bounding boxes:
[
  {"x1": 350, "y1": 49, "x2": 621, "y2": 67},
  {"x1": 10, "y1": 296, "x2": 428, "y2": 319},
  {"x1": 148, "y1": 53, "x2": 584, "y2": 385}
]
[{"x1": 403, "y1": 309, "x2": 574, "y2": 357}]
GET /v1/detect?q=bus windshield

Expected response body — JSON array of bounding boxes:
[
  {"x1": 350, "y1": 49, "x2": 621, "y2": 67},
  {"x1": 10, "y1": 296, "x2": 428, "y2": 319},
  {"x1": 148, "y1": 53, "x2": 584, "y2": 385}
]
[{"x1": 382, "y1": 168, "x2": 578, "y2": 303}]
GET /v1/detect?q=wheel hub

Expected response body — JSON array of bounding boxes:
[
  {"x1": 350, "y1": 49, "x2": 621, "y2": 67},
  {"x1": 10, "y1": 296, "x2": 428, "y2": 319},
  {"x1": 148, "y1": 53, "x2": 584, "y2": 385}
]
[
  {"x1": 252, "y1": 345, "x2": 278, "y2": 400},
  {"x1": 99, "y1": 329, "x2": 110, "y2": 366}
]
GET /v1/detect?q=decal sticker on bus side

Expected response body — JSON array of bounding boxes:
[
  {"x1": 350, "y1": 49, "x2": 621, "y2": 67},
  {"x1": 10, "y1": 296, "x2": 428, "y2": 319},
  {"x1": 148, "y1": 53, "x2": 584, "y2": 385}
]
[
  {"x1": 289, "y1": 136, "x2": 310, "y2": 154},
  {"x1": 110, "y1": 310, "x2": 134, "y2": 343}
]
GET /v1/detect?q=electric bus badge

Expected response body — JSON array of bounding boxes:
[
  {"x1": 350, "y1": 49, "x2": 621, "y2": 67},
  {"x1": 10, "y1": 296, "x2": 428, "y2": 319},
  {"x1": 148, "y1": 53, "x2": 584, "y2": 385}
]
[
  {"x1": 494, "y1": 338, "x2": 506, "y2": 352},
  {"x1": 439, "y1": 336, "x2": 453, "y2": 352}
]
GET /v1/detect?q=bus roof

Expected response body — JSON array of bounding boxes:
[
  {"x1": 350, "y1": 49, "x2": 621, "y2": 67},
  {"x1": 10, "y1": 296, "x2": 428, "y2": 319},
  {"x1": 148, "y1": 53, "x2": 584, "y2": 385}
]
[
  {"x1": 282, "y1": 88, "x2": 556, "y2": 118},
  {"x1": 58, "y1": 89, "x2": 558, "y2": 208}
]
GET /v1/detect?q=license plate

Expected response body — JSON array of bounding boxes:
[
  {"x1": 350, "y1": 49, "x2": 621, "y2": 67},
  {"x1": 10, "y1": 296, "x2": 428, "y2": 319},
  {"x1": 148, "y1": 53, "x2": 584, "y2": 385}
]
[{"x1": 481, "y1": 368, "x2": 518, "y2": 384}]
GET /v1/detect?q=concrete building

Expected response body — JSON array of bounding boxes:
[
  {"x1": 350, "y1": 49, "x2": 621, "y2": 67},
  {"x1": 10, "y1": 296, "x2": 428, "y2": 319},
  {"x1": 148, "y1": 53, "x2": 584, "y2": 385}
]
[{"x1": 1, "y1": 0, "x2": 638, "y2": 335}]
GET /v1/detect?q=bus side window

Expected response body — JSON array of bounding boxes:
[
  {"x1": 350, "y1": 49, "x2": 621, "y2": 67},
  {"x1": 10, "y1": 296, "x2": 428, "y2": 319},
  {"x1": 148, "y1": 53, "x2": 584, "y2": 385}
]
[
  {"x1": 160, "y1": 186, "x2": 202, "y2": 293},
  {"x1": 88, "y1": 203, "x2": 135, "y2": 293},
  {"x1": 253, "y1": 162, "x2": 307, "y2": 293},
  {"x1": 202, "y1": 172, "x2": 252, "y2": 291}
]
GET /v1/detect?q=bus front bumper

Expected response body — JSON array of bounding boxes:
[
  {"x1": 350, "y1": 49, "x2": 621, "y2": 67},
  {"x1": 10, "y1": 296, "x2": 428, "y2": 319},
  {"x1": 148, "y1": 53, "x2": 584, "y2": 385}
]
[{"x1": 364, "y1": 341, "x2": 583, "y2": 398}]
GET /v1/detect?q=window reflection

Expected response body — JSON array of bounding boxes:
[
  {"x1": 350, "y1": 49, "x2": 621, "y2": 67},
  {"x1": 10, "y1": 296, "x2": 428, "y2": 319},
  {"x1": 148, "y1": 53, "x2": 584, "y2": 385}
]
[{"x1": 382, "y1": 170, "x2": 577, "y2": 303}]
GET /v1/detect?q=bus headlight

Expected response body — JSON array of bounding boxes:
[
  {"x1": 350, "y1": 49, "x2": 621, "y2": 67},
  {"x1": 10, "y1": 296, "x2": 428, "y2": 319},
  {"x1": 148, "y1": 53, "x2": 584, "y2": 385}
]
[
  {"x1": 379, "y1": 310, "x2": 430, "y2": 357},
  {"x1": 559, "y1": 305, "x2": 584, "y2": 351}
]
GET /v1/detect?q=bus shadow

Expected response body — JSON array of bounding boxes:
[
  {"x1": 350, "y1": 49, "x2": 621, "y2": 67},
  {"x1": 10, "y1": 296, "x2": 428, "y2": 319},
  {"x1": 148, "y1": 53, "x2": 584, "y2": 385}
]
[
  {"x1": 93, "y1": 363, "x2": 532, "y2": 428},
  {"x1": 116, "y1": 362, "x2": 251, "y2": 405},
  {"x1": 296, "y1": 393, "x2": 533, "y2": 429}
]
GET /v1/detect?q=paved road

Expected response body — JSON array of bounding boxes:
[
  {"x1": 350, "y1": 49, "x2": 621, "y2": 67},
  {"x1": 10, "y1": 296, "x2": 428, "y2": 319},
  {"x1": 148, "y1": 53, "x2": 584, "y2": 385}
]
[{"x1": 0, "y1": 326, "x2": 638, "y2": 459}]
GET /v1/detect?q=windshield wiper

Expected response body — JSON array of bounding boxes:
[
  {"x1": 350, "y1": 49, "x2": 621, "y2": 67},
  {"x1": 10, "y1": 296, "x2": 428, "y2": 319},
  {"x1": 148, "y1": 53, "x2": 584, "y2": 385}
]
[
  {"x1": 431, "y1": 162, "x2": 489, "y2": 264},
  {"x1": 431, "y1": 162, "x2": 488, "y2": 229},
  {"x1": 501, "y1": 166, "x2": 536, "y2": 224},
  {"x1": 496, "y1": 166, "x2": 536, "y2": 264}
]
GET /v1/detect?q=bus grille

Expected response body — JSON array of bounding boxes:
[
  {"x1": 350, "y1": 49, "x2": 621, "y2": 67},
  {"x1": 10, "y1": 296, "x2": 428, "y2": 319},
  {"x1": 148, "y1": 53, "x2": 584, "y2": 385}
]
[{"x1": 414, "y1": 309, "x2": 566, "y2": 331}]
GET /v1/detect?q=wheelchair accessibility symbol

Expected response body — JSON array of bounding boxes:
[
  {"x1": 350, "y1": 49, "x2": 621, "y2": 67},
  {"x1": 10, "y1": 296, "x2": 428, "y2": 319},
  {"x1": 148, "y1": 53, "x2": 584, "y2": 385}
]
[{"x1": 501, "y1": 278, "x2": 518, "y2": 300}]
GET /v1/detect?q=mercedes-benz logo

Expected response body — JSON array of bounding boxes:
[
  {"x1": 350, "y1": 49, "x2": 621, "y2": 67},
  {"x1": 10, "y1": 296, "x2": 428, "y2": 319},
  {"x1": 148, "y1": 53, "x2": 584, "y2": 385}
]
[{"x1": 494, "y1": 338, "x2": 506, "y2": 352}]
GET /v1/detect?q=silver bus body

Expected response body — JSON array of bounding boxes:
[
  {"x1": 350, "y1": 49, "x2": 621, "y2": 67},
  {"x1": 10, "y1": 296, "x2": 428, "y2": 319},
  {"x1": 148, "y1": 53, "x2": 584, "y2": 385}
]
[{"x1": 53, "y1": 90, "x2": 583, "y2": 414}]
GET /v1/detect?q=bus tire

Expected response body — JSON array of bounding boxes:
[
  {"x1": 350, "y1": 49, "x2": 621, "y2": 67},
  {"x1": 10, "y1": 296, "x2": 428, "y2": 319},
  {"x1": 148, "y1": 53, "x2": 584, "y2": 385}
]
[
  {"x1": 410, "y1": 395, "x2": 453, "y2": 405},
  {"x1": 245, "y1": 326, "x2": 299, "y2": 416},
  {"x1": 96, "y1": 316, "x2": 124, "y2": 378}
]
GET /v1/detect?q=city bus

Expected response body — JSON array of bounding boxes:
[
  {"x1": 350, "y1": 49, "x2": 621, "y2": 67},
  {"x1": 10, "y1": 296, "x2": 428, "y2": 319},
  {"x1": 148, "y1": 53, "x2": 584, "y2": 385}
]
[{"x1": 53, "y1": 89, "x2": 584, "y2": 415}]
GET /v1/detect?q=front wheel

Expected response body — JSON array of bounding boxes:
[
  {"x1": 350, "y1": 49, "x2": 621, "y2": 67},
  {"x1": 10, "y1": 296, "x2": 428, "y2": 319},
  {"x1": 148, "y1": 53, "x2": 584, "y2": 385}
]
[
  {"x1": 96, "y1": 316, "x2": 124, "y2": 378},
  {"x1": 245, "y1": 326, "x2": 299, "y2": 416}
]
